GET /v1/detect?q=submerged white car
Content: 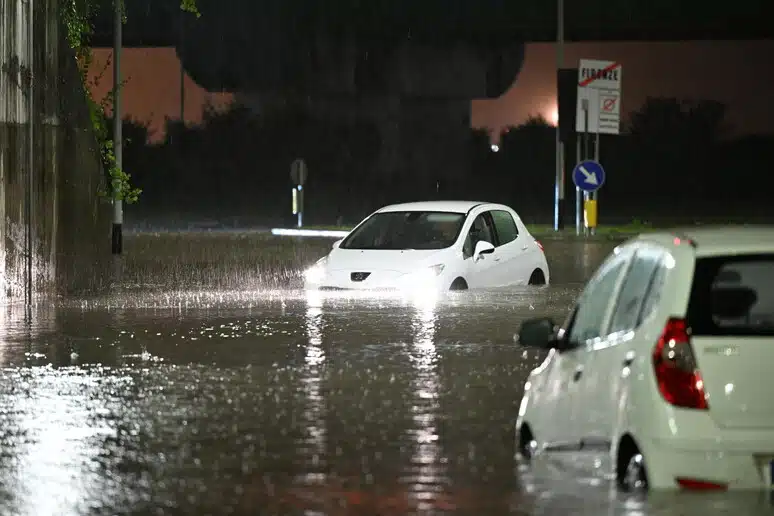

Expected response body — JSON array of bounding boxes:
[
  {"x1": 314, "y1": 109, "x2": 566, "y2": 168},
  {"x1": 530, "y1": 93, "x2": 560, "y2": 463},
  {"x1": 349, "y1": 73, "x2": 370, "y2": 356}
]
[
  {"x1": 516, "y1": 226, "x2": 774, "y2": 492},
  {"x1": 303, "y1": 201, "x2": 549, "y2": 292}
]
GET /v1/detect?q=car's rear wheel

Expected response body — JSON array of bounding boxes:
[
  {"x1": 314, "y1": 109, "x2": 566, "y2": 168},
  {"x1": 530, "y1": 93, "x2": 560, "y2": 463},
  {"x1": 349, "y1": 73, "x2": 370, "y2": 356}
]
[
  {"x1": 617, "y1": 437, "x2": 648, "y2": 492},
  {"x1": 528, "y1": 269, "x2": 546, "y2": 285},
  {"x1": 449, "y1": 277, "x2": 468, "y2": 291}
]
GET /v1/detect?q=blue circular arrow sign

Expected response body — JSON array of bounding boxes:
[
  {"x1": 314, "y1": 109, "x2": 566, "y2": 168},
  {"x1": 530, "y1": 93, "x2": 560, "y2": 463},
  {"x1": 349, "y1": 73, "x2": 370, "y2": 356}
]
[{"x1": 572, "y1": 160, "x2": 606, "y2": 193}]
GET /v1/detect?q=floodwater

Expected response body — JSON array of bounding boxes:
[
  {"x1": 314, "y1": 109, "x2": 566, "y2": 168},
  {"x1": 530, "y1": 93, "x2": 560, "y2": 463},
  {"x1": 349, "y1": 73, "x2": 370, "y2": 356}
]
[{"x1": 0, "y1": 236, "x2": 772, "y2": 515}]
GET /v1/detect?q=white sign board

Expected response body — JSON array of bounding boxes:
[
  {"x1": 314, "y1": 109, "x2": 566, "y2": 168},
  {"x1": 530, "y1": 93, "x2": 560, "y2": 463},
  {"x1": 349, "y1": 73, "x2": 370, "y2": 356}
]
[{"x1": 575, "y1": 59, "x2": 622, "y2": 135}]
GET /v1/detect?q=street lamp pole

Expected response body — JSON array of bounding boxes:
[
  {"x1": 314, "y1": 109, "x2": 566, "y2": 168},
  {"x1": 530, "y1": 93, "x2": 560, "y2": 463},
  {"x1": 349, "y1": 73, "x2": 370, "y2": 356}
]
[
  {"x1": 553, "y1": 0, "x2": 565, "y2": 231},
  {"x1": 111, "y1": 0, "x2": 123, "y2": 254}
]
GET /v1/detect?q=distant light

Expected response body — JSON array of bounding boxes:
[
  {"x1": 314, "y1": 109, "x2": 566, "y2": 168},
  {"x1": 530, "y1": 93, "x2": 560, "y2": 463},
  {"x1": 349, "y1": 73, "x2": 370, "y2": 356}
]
[
  {"x1": 491, "y1": 144, "x2": 499, "y2": 152},
  {"x1": 271, "y1": 228, "x2": 349, "y2": 238},
  {"x1": 549, "y1": 107, "x2": 559, "y2": 126}
]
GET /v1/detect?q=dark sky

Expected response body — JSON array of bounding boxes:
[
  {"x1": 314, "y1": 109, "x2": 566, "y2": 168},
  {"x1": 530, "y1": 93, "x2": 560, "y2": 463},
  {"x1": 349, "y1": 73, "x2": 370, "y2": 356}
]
[
  {"x1": 90, "y1": 41, "x2": 774, "y2": 144},
  {"x1": 473, "y1": 40, "x2": 774, "y2": 141}
]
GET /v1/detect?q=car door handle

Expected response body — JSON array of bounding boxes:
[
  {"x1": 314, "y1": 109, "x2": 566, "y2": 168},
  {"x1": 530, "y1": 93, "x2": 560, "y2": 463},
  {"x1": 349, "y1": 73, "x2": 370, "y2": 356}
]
[
  {"x1": 521, "y1": 245, "x2": 528, "y2": 250},
  {"x1": 573, "y1": 367, "x2": 583, "y2": 382},
  {"x1": 622, "y1": 357, "x2": 634, "y2": 367}
]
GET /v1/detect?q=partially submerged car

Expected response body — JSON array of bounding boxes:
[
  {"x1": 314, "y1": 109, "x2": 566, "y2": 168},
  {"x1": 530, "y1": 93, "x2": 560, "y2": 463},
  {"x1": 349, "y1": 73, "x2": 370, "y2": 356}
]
[
  {"x1": 303, "y1": 200, "x2": 549, "y2": 292},
  {"x1": 516, "y1": 226, "x2": 774, "y2": 492}
]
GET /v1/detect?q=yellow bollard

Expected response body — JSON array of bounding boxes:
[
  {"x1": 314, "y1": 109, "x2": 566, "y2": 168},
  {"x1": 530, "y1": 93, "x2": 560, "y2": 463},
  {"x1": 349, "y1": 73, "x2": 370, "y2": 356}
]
[{"x1": 584, "y1": 199, "x2": 598, "y2": 229}]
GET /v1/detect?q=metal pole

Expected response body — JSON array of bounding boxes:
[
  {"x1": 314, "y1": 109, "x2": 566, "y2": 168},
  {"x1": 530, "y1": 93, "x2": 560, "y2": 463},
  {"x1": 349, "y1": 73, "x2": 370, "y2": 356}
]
[
  {"x1": 25, "y1": 0, "x2": 34, "y2": 308},
  {"x1": 553, "y1": 0, "x2": 565, "y2": 231},
  {"x1": 592, "y1": 131, "x2": 600, "y2": 235},
  {"x1": 582, "y1": 99, "x2": 590, "y2": 236},
  {"x1": 297, "y1": 186, "x2": 303, "y2": 228},
  {"x1": 111, "y1": 0, "x2": 123, "y2": 254},
  {"x1": 179, "y1": 11, "x2": 185, "y2": 122},
  {"x1": 575, "y1": 134, "x2": 581, "y2": 235}
]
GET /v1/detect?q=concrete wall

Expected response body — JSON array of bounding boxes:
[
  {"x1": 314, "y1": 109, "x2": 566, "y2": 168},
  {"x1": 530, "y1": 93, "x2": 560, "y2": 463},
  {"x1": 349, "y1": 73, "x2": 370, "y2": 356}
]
[{"x1": 0, "y1": 0, "x2": 111, "y2": 301}]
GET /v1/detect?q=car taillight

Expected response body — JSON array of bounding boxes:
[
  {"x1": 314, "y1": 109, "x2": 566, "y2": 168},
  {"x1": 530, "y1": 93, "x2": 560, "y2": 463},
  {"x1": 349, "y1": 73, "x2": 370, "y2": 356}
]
[
  {"x1": 652, "y1": 318, "x2": 708, "y2": 410},
  {"x1": 675, "y1": 478, "x2": 727, "y2": 491},
  {"x1": 535, "y1": 240, "x2": 544, "y2": 251}
]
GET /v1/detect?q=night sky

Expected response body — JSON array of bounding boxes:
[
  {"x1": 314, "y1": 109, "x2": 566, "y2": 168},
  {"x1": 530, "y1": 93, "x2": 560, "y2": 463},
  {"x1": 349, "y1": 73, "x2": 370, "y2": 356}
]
[{"x1": 89, "y1": 41, "x2": 774, "y2": 144}]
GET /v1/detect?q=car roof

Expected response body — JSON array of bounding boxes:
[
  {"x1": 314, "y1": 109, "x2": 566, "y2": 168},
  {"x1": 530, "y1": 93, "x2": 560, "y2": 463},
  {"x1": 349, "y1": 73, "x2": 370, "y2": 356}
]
[
  {"x1": 635, "y1": 225, "x2": 774, "y2": 257},
  {"x1": 376, "y1": 200, "x2": 493, "y2": 214}
]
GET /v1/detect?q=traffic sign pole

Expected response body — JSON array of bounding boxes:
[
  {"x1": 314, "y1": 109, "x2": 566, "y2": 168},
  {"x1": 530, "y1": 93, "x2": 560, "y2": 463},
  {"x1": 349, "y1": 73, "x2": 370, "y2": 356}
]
[
  {"x1": 553, "y1": 0, "x2": 565, "y2": 232},
  {"x1": 575, "y1": 134, "x2": 582, "y2": 235},
  {"x1": 575, "y1": 58, "x2": 622, "y2": 236},
  {"x1": 297, "y1": 186, "x2": 304, "y2": 228},
  {"x1": 571, "y1": 158, "x2": 605, "y2": 237},
  {"x1": 583, "y1": 99, "x2": 590, "y2": 235},
  {"x1": 591, "y1": 132, "x2": 601, "y2": 235},
  {"x1": 290, "y1": 158, "x2": 308, "y2": 228}
]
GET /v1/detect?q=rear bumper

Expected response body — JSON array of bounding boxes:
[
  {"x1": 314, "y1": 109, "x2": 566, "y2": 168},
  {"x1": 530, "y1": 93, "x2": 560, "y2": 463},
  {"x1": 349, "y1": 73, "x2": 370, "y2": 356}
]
[{"x1": 641, "y1": 436, "x2": 774, "y2": 489}]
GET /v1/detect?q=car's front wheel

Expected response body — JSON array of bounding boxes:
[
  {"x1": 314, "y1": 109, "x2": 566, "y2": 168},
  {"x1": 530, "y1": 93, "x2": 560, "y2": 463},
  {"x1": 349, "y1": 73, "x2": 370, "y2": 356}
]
[
  {"x1": 517, "y1": 424, "x2": 537, "y2": 460},
  {"x1": 528, "y1": 269, "x2": 546, "y2": 285},
  {"x1": 449, "y1": 277, "x2": 468, "y2": 291}
]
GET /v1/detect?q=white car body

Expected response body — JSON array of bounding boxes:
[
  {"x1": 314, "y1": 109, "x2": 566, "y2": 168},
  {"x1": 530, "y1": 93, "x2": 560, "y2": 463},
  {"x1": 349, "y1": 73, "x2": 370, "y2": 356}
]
[
  {"x1": 516, "y1": 226, "x2": 774, "y2": 491},
  {"x1": 303, "y1": 201, "x2": 549, "y2": 292}
]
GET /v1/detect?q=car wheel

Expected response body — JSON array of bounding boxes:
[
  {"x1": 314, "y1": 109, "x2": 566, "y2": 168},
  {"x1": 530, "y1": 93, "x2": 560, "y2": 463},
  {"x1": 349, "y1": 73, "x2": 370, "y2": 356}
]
[
  {"x1": 528, "y1": 269, "x2": 546, "y2": 285},
  {"x1": 620, "y1": 451, "x2": 648, "y2": 493},
  {"x1": 517, "y1": 425, "x2": 537, "y2": 460},
  {"x1": 449, "y1": 277, "x2": 468, "y2": 291}
]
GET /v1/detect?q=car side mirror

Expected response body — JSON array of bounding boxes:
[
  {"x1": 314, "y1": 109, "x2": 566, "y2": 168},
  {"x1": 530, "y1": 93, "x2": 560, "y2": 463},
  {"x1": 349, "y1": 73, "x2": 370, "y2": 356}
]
[
  {"x1": 332, "y1": 239, "x2": 342, "y2": 249},
  {"x1": 517, "y1": 317, "x2": 558, "y2": 349},
  {"x1": 473, "y1": 240, "x2": 495, "y2": 261}
]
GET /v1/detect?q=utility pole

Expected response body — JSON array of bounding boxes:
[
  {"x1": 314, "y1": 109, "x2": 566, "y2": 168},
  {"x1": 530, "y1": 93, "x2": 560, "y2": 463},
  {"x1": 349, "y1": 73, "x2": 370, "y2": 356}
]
[
  {"x1": 111, "y1": 0, "x2": 123, "y2": 254},
  {"x1": 179, "y1": 9, "x2": 185, "y2": 122},
  {"x1": 25, "y1": 0, "x2": 34, "y2": 307},
  {"x1": 553, "y1": 0, "x2": 565, "y2": 231}
]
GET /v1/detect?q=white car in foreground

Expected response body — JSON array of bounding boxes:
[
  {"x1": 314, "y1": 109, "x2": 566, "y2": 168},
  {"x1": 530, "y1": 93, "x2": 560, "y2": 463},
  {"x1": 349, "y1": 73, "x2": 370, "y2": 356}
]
[
  {"x1": 303, "y1": 201, "x2": 549, "y2": 292},
  {"x1": 515, "y1": 226, "x2": 774, "y2": 491}
]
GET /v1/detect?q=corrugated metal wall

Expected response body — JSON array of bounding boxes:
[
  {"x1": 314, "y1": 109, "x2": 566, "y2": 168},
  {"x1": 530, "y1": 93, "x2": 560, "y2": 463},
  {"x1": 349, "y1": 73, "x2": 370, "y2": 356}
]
[{"x1": 0, "y1": 0, "x2": 110, "y2": 301}]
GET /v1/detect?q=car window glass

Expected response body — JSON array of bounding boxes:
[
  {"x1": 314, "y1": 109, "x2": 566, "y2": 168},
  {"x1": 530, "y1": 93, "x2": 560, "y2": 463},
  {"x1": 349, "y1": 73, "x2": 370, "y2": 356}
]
[
  {"x1": 609, "y1": 248, "x2": 662, "y2": 334},
  {"x1": 638, "y1": 256, "x2": 669, "y2": 324},
  {"x1": 567, "y1": 253, "x2": 628, "y2": 344},
  {"x1": 490, "y1": 210, "x2": 519, "y2": 246},
  {"x1": 687, "y1": 254, "x2": 774, "y2": 336},
  {"x1": 463, "y1": 214, "x2": 494, "y2": 259}
]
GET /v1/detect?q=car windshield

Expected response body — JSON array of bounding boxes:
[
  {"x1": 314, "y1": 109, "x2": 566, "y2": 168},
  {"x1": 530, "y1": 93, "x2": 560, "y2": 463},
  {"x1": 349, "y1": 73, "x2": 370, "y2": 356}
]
[{"x1": 340, "y1": 211, "x2": 466, "y2": 250}]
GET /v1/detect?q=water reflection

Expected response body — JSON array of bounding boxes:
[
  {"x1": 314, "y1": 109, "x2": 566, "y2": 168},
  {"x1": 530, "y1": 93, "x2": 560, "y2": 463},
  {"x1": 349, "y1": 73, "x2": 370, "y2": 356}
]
[
  {"x1": 11, "y1": 371, "x2": 116, "y2": 515},
  {"x1": 406, "y1": 297, "x2": 444, "y2": 509},
  {"x1": 2, "y1": 265, "x2": 772, "y2": 514},
  {"x1": 300, "y1": 290, "x2": 327, "y2": 482},
  {"x1": 0, "y1": 304, "x2": 58, "y2": 368}
]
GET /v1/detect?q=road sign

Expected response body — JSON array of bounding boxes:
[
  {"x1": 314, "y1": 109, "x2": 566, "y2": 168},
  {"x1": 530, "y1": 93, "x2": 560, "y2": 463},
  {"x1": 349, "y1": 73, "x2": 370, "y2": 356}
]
[
  {"x1": 572, "y1": 160, "x2": 606, "y2": 193},
  {"x1": 575, "y1": 59, "x2": 622, "y2": 135},
  {"x1": 290, "y1": 158, "x2": 307, "y2": 185}
]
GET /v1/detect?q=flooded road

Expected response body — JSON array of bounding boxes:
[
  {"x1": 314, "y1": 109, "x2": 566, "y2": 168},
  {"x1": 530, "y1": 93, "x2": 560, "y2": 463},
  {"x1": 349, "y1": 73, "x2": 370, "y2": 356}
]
[{"x1": 0, "y1": 235, "x2": 772, "y2": 515}]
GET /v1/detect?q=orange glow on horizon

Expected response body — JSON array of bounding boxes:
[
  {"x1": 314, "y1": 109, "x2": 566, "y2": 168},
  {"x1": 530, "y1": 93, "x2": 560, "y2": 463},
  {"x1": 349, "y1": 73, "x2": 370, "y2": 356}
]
[
  {"x1": 86, "y1": 47, "x2": 234, "y2": 143},
  {"x1": 547, "y1": 106, "x2": 558, "y2": 126}
]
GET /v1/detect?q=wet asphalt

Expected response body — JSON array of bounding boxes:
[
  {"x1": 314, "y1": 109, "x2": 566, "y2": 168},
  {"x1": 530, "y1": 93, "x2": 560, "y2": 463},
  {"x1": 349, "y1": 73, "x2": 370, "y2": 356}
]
[{"x1": 0, "y1": 236, "x2": 771, "y2": 515}]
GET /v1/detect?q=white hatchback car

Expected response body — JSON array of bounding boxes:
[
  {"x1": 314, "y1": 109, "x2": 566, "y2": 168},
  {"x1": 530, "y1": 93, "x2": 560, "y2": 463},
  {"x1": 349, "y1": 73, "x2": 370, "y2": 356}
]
[
  {"x1": 303, "y1": 201, "x2": 549, "y2": 292},
  {"x1": 515, "y1": 226, "x2": 774, "y2": 491}
]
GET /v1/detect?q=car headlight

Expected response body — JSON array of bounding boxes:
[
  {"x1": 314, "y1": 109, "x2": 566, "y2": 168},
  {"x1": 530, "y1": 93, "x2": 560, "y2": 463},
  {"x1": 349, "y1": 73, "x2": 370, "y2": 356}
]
[
  {"x1": 404, "y1": 264, "x2": 445, "y2": 286},
  {"x1": 303, "y1": 256, "x2": 328, "y2": 283},
  {"x1": 429, "y1": 264, "x2": 445, "y2": 276}
]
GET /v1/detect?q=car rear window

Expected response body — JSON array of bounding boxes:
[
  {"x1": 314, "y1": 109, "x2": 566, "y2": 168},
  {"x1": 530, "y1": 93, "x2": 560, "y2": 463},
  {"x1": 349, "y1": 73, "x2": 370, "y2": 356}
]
[{"x1": 687, "y1": 254, "x2": 774, "y2": 336}]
